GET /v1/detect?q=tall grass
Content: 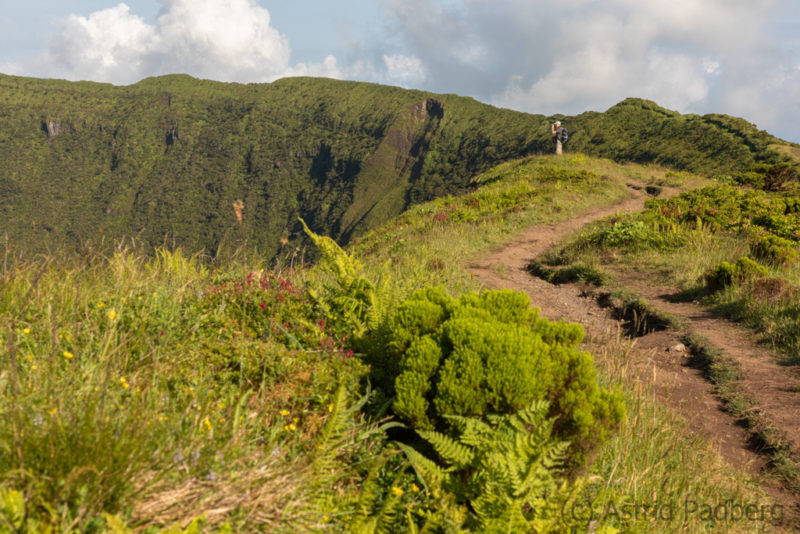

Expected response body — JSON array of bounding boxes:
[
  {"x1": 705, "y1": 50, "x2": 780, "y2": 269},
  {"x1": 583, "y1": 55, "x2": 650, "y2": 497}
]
[{"x1": 0, "y1": 247, "x2": 387, "y2": 531}]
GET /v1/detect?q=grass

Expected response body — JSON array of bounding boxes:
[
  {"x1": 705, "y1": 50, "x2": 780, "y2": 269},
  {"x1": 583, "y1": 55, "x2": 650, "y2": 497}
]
[
  {"x1": 353, "y1": 154, "x2": 648, "y2": 287},
  {"x1": 0, "y1": 153, "x2": 788, "y2": 532},
  {"x1": 0, "y1": 248, "x2": 385, "y2": 531}
]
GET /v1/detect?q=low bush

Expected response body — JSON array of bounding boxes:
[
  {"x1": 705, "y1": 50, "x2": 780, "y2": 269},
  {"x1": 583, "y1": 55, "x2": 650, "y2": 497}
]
[
  {"x1": 386, "y1": 287, "x2": 624, "y2": 462},
  {"x1": 751, "y1": 235, "x2": 799, "y2": 266},
  {"x1": 528, "y1": 259, "x2": 611, "y2": 287},
  {"x1": 704, "y1": 257, "x2": 768, "y2": 292}
]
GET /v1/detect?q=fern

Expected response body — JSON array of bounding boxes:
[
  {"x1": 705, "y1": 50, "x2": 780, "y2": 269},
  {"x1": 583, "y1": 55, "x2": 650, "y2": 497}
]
[
  {"x1": 400, "y1": 401, "x2": 585, "y2": 533},
  {"x1": 299, "y1": 218, "x2": 364, "y2": 281},
  {"x1": 312, "y1": 385, "x2": 362, "y2": 474},
  {"x1": 417, "y1": 430, "x2": 475, "y2": 470},
  {"x1": 348, "y1": 457, "x2": 389, "y2": 531},
  {"x1": 395, "y1": 443, "x2": 448, "y2": 495},
  {"x1": 300, "y1": 217, "x2": 390, "y2": 339}
]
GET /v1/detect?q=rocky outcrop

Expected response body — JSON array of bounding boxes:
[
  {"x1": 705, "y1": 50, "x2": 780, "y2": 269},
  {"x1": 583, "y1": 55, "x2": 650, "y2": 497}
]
[
  {"x1": 41, "y1": 120, "x2": 69, "y2": 138},
  {"x1": 338, "y1": 99, "x2": 445, "y2": 241}
]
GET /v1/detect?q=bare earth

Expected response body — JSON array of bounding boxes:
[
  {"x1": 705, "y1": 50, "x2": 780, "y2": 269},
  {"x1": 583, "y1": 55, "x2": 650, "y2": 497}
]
[{"x1": 468, "y1": 182, "x2": 800, "y2": 522}]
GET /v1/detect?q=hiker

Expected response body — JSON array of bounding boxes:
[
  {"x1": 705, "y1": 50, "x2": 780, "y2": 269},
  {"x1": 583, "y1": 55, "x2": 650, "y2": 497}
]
[{"x1": 551, "y1": 121, "x2": 568, "y2": 155}]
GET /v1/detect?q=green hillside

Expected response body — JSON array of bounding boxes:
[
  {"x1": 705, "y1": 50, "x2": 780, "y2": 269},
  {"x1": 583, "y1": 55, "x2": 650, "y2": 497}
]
[
  {"x1": 0, "y1": 74, "x2": 792, "y2": 258},
  {"x1": 0, "y1": 155, "x2": 780, "y2": 532}
]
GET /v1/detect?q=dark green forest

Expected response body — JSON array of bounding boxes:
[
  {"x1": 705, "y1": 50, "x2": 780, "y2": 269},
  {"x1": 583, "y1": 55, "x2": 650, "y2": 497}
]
[{"x1": 0, "y1": 74, "x2": 792, "y2": 258}]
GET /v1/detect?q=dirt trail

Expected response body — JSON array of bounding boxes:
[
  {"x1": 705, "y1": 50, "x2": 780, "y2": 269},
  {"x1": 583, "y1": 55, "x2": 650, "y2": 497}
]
[
  {"x1": 625, "y1": 277, "x2": 800, "y2": 455},
  {"x1": 468, "y1": 182, "x2": 800, "y2": 517}
]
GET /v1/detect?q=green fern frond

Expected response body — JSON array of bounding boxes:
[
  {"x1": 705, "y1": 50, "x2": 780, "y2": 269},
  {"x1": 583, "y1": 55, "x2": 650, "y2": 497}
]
[
  {"x1": 375, "y1": 492, "x2": 402, "y2": 534},
  {"x1": 313, "y1": 385, "x2": 353, "y2": 473},
  {"x1": 395, "y1": 442, "x2": 448, "y2": 494},
  {"x1": 445, "y1": 414, "x2": 492, "y2": 447},
  {"x1": 300, "y1": 217, "x2": 366, "y2": 282},
  {"x1": 418, "y1": 429, "x2": 475, "y2": 469},
  {"x1": 541, "y1": 440, "x2": 571, "y2": 472},
  {"x1": 511, "y1": 399, "x2": 551, "y2": 428}
]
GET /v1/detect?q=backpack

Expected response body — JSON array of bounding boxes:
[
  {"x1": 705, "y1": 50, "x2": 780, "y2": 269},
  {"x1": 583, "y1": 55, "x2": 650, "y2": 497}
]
[{"x1": 558, "y1": 127, "x2": 569, "y2": 144}]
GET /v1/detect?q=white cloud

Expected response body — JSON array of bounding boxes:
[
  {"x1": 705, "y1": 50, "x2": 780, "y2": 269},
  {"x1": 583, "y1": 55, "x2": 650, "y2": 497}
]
[
  {"x1": 490, "y1": 0, "x2": 773, "y2": 114},
  {"x1": 377, "y1": 0, "x2": 800, "y2": 141},
  {"x1": 382, "y1": 54, "x2": 426, "y2": 85},
  {"x1": 46, "y1": 4, "x2": 158, "y2": 83},
  {"x1": 23, "y1": 0, "x2": 336, "y2": 85},
  {"x1": 703, "y1": 59, "x2": 721, "y2": 75}
]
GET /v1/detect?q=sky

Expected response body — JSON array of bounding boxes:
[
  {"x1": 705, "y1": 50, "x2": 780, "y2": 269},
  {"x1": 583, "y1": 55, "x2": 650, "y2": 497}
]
[{"x1": 2, "y1": 0, "x2": 799, "y2": 143}]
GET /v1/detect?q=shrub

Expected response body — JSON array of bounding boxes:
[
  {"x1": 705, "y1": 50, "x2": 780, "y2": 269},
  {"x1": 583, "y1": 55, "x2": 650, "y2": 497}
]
[
  {"x1": 386, "y1": 287, "x2": 624, "y2": 461},
  {"x1": 752, "y1": 213, "x2": 800, "y2": 242},
  {"x1": 751, "y1": 235, "x2": 799, "y2": 266},
  {"x1": 763, "y1": 163, "x2": 798, "y2": 192},
  {"x1": 585, "y1": 218, "x2": 684, "y2": 252},
  {"x1": 704, "y1": 261, "x2": 737, "y2": 293},
  {"x1": 733, "y1": 171, "x2": 764, "y2": 189},
  {"x1": 704, "y1": 257, "x2": 768, "y2": 292},
  {"x1": 781, "y1": 197, "x2": 800, "y2": 214}
]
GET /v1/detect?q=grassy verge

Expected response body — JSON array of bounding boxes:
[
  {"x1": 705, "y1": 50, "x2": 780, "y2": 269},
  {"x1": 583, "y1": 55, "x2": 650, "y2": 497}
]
[
  {"x1": 579, "y1": 329, "x2": 783, "y2": 533},
  {"x1": 0, "y1": 249, "x2": 388, "y2": 532}
]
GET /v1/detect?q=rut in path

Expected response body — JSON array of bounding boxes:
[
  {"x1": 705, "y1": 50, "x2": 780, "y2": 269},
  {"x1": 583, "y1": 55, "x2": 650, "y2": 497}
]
[{"x1": 468, "y1": 182, "x2": 800, "y2": 518}]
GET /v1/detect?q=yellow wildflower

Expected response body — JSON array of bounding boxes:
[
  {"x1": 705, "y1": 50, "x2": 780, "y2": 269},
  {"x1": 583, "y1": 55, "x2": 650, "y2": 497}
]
[
  {"x1": 98, "y1": 302, "x2": 105, "y2": 309},
  {"x1": 284, "y1": 423, "x2": 296, "y2": 432},
  {"x1": 391, "y1": 486, "x2": 404, "y2": 497},
  {"x1": 62, "y1": 351, "x2": 74, "y2": 360},
  {"x1": 107, "y1": 309, "x2": 117, "y2": 321},
  {"x1": 22, "y1": 327, "x2": 30, "y2": 335},
  {"x1": 279, "y1": 409, "x2": 290, "y2": 416},
  {"x1": 292, "y1": 417, "x2": 299, "y2": 423},
  {"x1": 31, "y1": 365, "x2": 37, "y2": 371},
  {"x1": 49, "y1": 407, "x2": 57, "y2": 416},
  {"x1": 411, "y1": 483, "x2": 420, "y2": 493},
  {"x1": 327, "y1": 403, "x2": 334, "y2": 413},
  {"x1": 119, "y1": 377, "x2": 130, "y2": 389},
  {"x1": 203, "y1": 417, "x2": 213, "y2": 432}
]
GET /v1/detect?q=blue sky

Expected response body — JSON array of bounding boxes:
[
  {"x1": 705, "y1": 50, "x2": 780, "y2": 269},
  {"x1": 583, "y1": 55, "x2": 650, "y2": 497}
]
[{"x1": 2, "y1": 0, "x2": 800, "y2": 143}]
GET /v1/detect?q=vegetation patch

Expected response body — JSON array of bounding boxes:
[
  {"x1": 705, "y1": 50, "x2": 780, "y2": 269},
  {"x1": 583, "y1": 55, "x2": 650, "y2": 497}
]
[
  {"x1": 0, "y1": 153, "x2": 783, "y2": 532},
  {"x1": 537, "y1": 176, "x2": 800, "y2": 361},
  {"x1": 384, "y1": 287, "x2": 624, "y2": 463}
]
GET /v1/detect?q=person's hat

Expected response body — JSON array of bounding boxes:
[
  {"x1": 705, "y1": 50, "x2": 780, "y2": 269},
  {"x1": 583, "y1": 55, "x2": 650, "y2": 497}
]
[{"x1": 555, "y1": 121, "x2": 561, "y2": 126}]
